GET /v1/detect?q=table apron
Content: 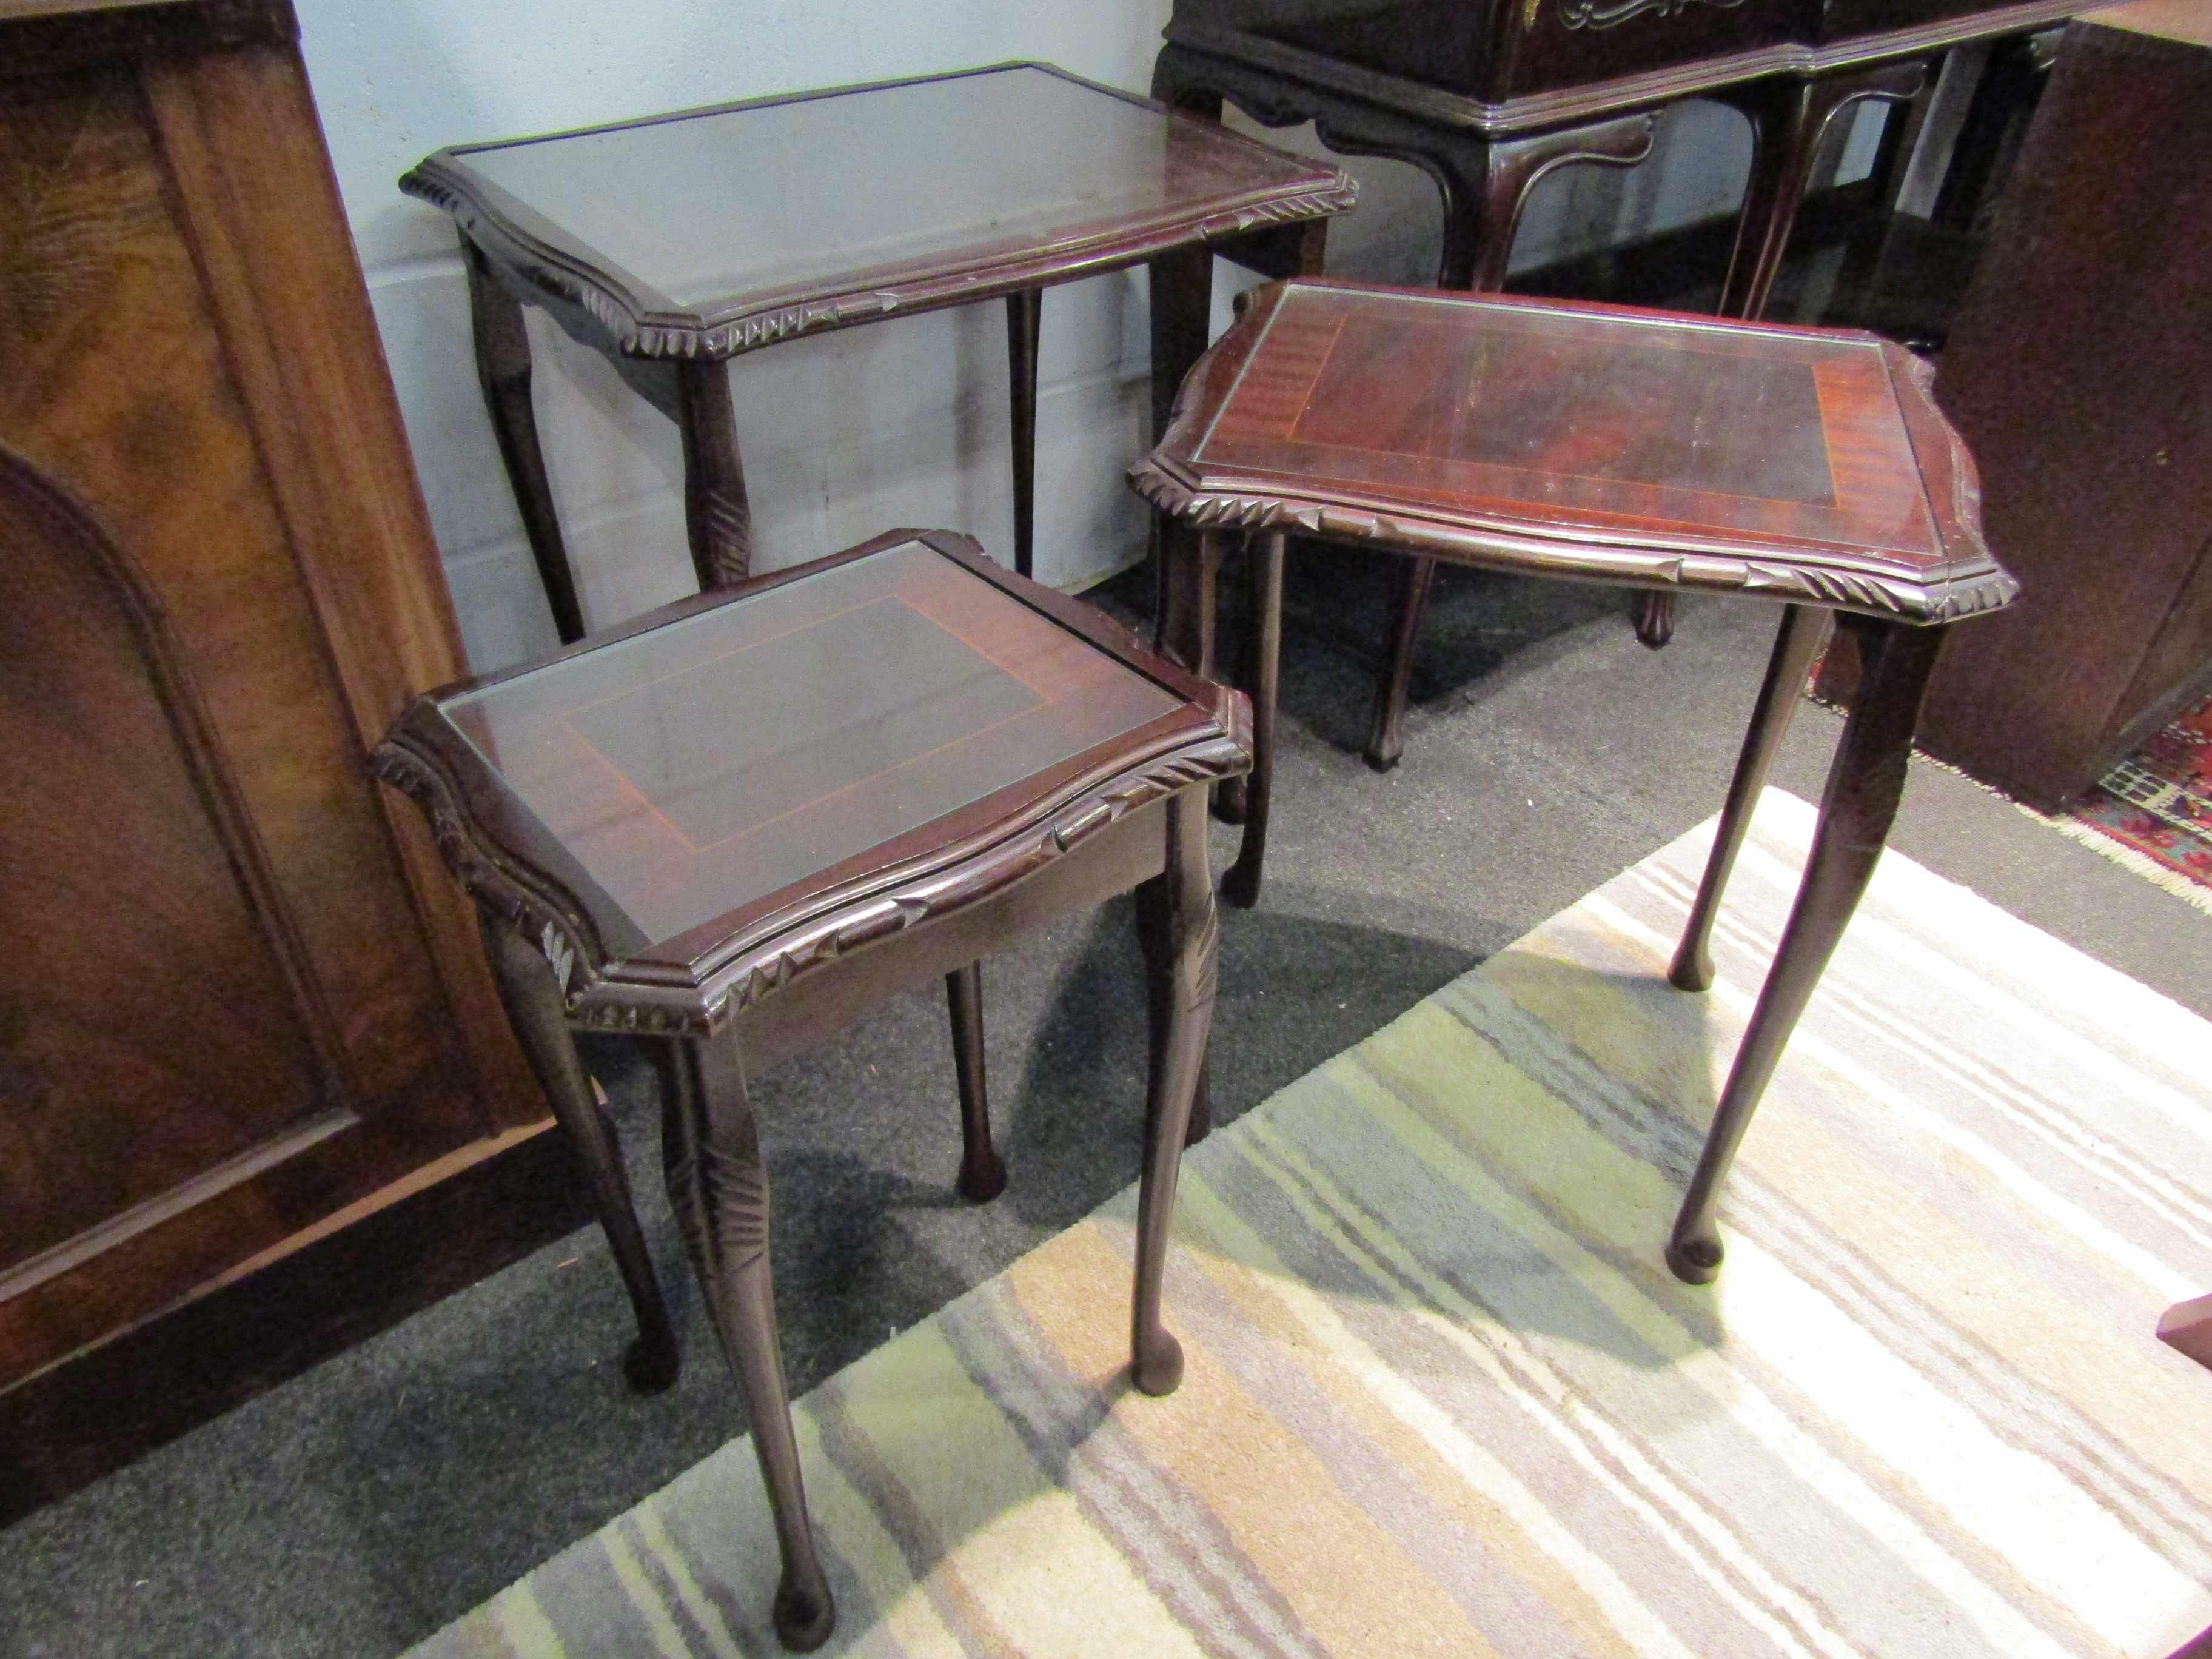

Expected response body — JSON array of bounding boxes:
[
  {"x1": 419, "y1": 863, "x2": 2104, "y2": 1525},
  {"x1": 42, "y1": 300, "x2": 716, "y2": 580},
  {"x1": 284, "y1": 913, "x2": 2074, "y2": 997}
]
[{"x1": 731, "y1": 797, "x2": 1171, "y2": 1073}]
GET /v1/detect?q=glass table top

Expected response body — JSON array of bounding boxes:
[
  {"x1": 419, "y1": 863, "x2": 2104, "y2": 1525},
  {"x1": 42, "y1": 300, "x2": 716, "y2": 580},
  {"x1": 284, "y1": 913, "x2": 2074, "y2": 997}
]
[
  {"x1": 444, "y1": 540, "x2": 1181, "y2": 947},
  {"x1": 446, "y1": 64, "x2": 1333, "y2": 313},
  {"x1": 1190, "y1": 285, "x2": 1942, "y2": 563}
]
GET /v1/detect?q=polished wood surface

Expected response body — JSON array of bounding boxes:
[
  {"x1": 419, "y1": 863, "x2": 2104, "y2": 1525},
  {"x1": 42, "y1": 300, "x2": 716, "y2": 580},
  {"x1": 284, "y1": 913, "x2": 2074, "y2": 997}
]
[
  {"x1": 1137, "y1": 278, "x2": 2008, "y2": 1285},
  {"x1": 0, "y1": 0, "x2": 546, "y2": 1513},
  {"x1": 408, "y1": 62, "x2": 1354, "y2": 633},
  {"x1": 444, "y1": 540, "x2": 1183, "y2": 951},
  {"x1": 1876, "y1": 5, "x2": 2212, "y2": 807},
  {"x1": 1136, "y1": 281, "x2": 2009, "y2": 618},
  {"x1": 378, "y1": 529, "x2": 1246, "y2": 1651}
]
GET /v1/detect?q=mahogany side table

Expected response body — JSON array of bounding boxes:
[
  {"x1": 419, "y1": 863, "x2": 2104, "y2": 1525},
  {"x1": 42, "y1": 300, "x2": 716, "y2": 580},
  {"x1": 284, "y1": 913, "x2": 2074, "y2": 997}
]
[
  {"x1": 374, "y1": 529, "x2": 1248, "y2": 1651},
  {"x1": 1131, "y1": 278, "x2": 2014, "y2": 1283},
  {"x1": 401, "y1": 61, "x2": 1355, "y2": 641},
  {"x1": 1151, "y1": 0, "x2": 2080, "y2": 765}
]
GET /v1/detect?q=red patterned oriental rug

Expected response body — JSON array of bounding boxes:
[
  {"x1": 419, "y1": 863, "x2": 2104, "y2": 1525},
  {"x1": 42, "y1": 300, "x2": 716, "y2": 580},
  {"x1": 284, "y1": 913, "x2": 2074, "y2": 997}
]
[{"x1": 2045, "y1": 695, "x2": 2212, "y2": 913}]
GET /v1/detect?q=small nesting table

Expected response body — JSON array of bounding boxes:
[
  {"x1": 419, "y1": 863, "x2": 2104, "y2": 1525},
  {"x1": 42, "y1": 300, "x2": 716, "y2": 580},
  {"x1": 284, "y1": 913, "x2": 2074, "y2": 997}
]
[
  {"x1": 374, "y1": 529, "x2": 1247, "y2": 1651},
  {"x1": 1131, "y1": 278, "x2": 2016, "y2": 1282},
  {"x1": 403, "y1": 61, "x2": 1355, "y2": 639}
]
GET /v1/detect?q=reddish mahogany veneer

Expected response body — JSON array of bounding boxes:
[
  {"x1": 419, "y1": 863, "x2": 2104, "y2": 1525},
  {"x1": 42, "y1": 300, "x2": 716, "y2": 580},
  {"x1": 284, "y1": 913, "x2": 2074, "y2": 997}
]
[
  {"x1": 377, "y1": 530, "x2": 1246, "y2": 1651},
  {"x1": 1134, "y1": 278, "x2": 2014, "y2": 1289}
]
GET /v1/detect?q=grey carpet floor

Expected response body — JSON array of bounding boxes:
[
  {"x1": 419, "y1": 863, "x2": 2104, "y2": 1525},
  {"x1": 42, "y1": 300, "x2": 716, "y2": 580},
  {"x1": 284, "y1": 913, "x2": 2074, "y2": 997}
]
[{"x1": 7, "y1": 558, "x2": 2208, "y2": 1658}]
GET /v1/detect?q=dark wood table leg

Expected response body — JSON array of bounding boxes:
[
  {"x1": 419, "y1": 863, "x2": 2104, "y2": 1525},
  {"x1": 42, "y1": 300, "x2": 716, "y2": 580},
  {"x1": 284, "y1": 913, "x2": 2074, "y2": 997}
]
[
  {"x1": 1005, "y1": 288, "x2": 1042, "y2": 580},
  {"x1": 1218, "y1": 558, "x2": 1255, "y2": 828},
  {"x1": 1667, "y1": 615, "x2": 1946, "y2": 1285},
  {"x1": 463, "y1": 238, "x2": 586, "y2": 643},
  {"x1": 1368, "y1": 111, "x2": 1657, "y2": 769},
  {"x1": 674, "y1": 358, "x2": 753, "y2": 591},
  {"x1": 1151, "y1": 525, "x2": 1224, "y2": 1145},
  {"x1": 1669, "y1": 603, "x2": 1834, "y2": 993},
  {"x1": 1131, "y1": 788, "x2": 1220, "y2": 1396},
  {"x1": 1148, "y1": 243, "x2": 1215, "y2": 627},
  {"x1": 478, "y1": 913, "x2": 680, "y2": 1390},
  {"x1": 944, "y1": 962, "x2": 1005, "y2": 1201},
  {"x1": 1156, "y1": 525, "x2": 1224, "y2": 681},
  {"x1": 1931, "y1": 29, "x2": 2060, "y2": 232},
  {"x1": 1634, "y1": 592, "x2": 1677, "y2": 650},
  {"x1": 1629, "y1": 69, "x2": 1920, "y2": 654},
  {"x1": 1367, "y1": 552, "x2": 1438, "y2": 771},
  {"x1": 1716, "y1": 60, "x2": 1930, "y2": 321},
  {"x1": 1222, "y1": 529, "x2": 1284, "y2": 909},
  {"x1": 659, "y1": 1028, "x2": 835, "y2": 1652}
]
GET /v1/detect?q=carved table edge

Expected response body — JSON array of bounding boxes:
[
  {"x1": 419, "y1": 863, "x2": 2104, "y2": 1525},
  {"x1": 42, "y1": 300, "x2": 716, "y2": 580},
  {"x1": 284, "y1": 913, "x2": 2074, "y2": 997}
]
[
  {"x1": 402, "y1": 158, "x2": 1356, "y2": 361},
  {"x1": 372, "y1": 709, "x2": 1252, "y2": 1041},
  {"x1": 1127, "y1": 460, "x2": 2020, "y2": 624}
]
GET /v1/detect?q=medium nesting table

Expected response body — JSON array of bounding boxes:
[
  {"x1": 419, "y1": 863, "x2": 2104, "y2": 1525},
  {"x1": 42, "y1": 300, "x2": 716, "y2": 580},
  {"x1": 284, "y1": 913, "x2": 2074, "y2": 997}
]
[
  {"x1": 1131, "y1": 278, "x2": 2016, "y2": 1283},
  {"x1": 403, "y1": 61, "x2": 1356, "y2": 640},
  {"x1": 374, "y1": 529, "x2": 1248, "y2": 1651}
]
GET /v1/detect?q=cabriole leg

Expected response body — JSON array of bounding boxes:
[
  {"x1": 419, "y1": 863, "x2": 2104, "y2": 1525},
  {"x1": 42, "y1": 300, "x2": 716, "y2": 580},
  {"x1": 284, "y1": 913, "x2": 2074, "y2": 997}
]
[
  {"x1": 1131, "y1": 790, "x2": 1221, "y2": 1395},
  {"x1": 658, "y1": 1031, "x2": 834, "y2": 1651},
  {"x1": 1366, "y1": 554, "x2": 1435, "y2": 771},
  {"x1": 1717, "y1": 62, "x2": 1929, "y2": 321},
  {"x1": 479, "y1": 913, "x2": 679, "y2": 1390},
  {"x1": 674, "y1": 359, "x2": 753, "y2": 592},
  {"x1": 1370, "y1": 110, "x2": 1663, "y2": 746},
  {"x1": 945, "y1": 963, "x2": 1005, "y2": 1201},
  {"x1": 1147, "y1": 243, "x2": 1215, "y2": 629},
  {"x1": 1670, "y1": 604, "x2": 1834, "y2": 992},
  {"x1": 464, "y1": 240, "x2": 584, "y2": 643},
  {"x1": 1222, "y1": 531, "x2": 1285, "y2": 908},
  {"x1": 1667, "y1": 617, "x2": 1945, "y2": 1284},
  {"x1": 1005, "y1": 289, "x2": 1042, "y2": 580}
]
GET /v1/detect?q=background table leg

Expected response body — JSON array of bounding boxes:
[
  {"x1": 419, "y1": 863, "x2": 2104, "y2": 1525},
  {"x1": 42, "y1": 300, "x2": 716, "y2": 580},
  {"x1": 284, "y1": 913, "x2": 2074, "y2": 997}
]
[
  {"x1": 1671, "y1": 603, "x2": 1834, "y2": 992},
  {"x1": 1667, "y1": 616, "x2": 1946, "y2": 1284},
  {"x1": 1148, "y1": 244, "x2": 1214, "y2": 627},
  {"x1": 1131, "y1": 790, "x2": 1219, "y2": 1396},
  {"x1": 1223, "y1": 531, "x2": 1285, "y2": 908},
  {"x1": 478, "y1": 913, "x2": 679, "y2": 1390},
  {"x1": 1371, "y1": 112, "x2": 1659, "y2": 767},
  {"x1": 944, "y1": 963, "x2": 1005, "y2": 1201},
  {"x1": 464, "y1": 240, "x2": 585, "y2": 643},
  {"x1": 1005, "y1": 288, "x2": 1041, "y2": 580},
  {"x1": 658, "y1": 1031, "x2": 834, "y2": 1651},
  {"x1": 1716, "y1": 61, "x2": 1929, "y2": 321},
  {"x1": 674, "y1": 359, "x2": 753, "y2": 592}
]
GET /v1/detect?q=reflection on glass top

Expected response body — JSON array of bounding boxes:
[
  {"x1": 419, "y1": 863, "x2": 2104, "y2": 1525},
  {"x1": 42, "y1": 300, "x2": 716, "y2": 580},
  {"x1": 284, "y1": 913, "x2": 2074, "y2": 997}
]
[
  {"x1": 1195, "y1": 286, "x2": 1938, "y2": 558},
  {"x1": 446, "y1": 540, "x2": 1181, "y2": 948},
  {"x1": 454, "y1": 65, "x2": 1320, "y2": 311},
  {"x1": 1292, "y1": 312, "x2": 1835, "y2": 504}
]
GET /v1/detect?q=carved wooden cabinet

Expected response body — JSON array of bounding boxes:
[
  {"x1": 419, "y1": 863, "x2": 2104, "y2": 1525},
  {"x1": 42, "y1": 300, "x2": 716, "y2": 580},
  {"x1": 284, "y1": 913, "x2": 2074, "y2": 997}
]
[{"x1": 1, "y1": 0, "x2": 556, "y2": 1513}]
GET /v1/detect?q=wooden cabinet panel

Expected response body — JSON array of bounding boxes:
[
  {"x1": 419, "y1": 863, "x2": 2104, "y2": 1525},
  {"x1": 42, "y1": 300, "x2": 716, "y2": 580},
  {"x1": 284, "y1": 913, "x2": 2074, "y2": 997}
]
[
  {"x1": 0, "y1": 447, "x2": 339, "y2": 1278},
  {"x1": 1902, "y1": 5, "x2": 2212, "y2": 806},
  {"x1": 0, "y1": 0, "x2": 554, "y2": 1512}
]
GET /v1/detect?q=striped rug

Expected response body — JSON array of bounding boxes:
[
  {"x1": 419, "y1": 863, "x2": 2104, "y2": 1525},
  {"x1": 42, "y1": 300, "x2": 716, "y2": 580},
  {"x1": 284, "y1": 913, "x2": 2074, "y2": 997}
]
[{"x1": 412, "y1": 789, "x2": 2212, "y2": 1659}]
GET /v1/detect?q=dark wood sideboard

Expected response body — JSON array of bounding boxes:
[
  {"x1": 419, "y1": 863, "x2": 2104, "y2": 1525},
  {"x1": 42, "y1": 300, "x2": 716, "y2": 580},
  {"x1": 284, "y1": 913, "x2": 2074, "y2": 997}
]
[
  {"x1": 1891, "y1": 0, "x2": 2212, "y2": 807},
  {"x1": 1164, "y1": 0, "x2": 2088, "y2": 106},
  {"x1": 0, "y1": 0, "x2": 574, "y2": 1516}
]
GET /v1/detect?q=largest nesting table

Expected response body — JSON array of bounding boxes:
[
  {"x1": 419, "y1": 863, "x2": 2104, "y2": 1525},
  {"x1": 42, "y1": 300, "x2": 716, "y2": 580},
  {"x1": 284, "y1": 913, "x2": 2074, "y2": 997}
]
[
  {"x1": 1133, "y1": 277, "x2": 2017, "y2": 1283},
  {"x1": 403, "y1": 61, "x2": 1355, "y2": 640}
]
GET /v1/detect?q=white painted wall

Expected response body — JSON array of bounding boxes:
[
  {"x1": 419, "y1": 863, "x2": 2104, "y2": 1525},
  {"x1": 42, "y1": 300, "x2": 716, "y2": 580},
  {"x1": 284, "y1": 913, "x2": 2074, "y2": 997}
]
[{"x1": 297, "y1": 0, "x2": 1883, "y2": 672}]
